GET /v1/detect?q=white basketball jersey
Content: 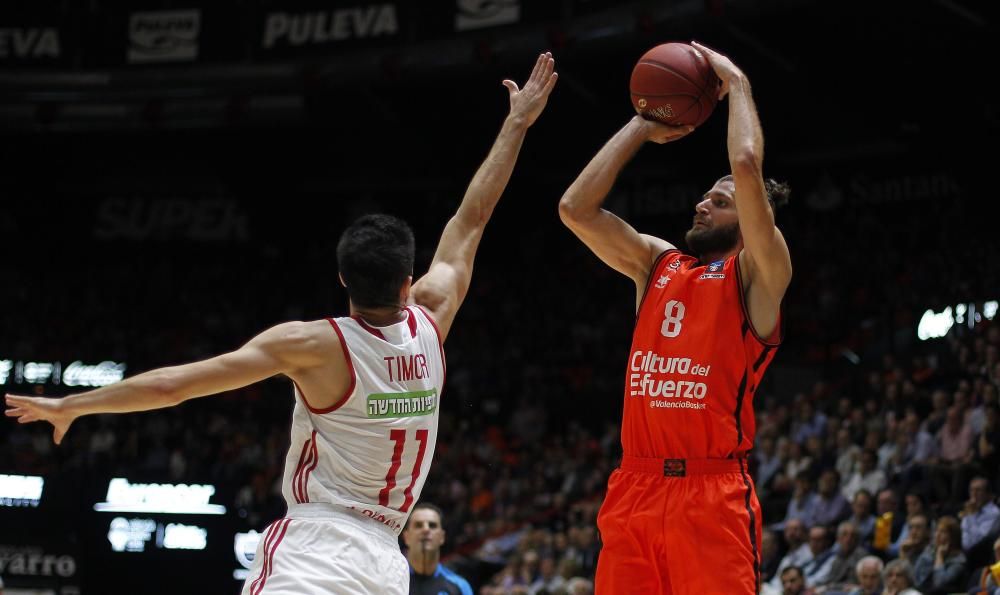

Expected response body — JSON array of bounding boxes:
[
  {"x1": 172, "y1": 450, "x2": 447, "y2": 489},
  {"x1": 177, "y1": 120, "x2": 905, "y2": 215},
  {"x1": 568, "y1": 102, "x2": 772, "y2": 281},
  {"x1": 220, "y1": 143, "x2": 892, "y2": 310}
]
[{"x1": 279, "y1": 306, "x2": 445, "y2": 535}]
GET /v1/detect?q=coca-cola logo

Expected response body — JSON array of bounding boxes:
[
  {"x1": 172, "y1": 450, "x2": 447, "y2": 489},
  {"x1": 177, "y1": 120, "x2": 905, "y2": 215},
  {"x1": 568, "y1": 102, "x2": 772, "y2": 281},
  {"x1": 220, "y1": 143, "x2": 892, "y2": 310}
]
[{"x1": 63, "y1": 361, "x2": 126, "y2": 387}]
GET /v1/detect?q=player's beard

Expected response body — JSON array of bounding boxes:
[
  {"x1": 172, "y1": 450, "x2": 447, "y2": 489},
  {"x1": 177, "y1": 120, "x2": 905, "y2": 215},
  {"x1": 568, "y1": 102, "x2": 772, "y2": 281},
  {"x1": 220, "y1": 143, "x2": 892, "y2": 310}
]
[{"x1": 685, "y1": 221, "x2": 740, "y2": 258}]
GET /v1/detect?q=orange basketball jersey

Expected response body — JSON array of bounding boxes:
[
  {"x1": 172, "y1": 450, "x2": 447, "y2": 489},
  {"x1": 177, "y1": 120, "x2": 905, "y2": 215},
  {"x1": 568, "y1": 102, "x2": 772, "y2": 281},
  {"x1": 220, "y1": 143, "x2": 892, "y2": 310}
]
[{"x1": 624, "y1": 250, "x2": 780, "y2": 459}]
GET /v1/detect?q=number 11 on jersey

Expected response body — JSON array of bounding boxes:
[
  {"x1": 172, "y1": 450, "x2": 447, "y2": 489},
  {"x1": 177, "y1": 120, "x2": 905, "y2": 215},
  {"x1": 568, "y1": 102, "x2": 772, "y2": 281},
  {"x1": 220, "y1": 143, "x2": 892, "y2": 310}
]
[{"x1": 379, "y1": 428, "x2": 428, "y2": 513}]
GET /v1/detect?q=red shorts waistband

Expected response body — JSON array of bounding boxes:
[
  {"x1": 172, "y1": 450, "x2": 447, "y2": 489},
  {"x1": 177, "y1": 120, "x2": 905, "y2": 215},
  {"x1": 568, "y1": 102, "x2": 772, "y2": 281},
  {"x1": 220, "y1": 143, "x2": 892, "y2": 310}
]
[{"x1": 619, "y1": 455, "x2": 745, "y2": 477}]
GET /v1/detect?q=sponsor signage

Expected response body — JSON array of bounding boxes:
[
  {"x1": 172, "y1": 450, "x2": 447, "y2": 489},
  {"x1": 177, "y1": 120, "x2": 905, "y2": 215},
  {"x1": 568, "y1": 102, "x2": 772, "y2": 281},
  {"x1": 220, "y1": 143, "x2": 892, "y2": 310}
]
[
  {"x1": 455, "y1": 0, "x2": 520, "y2": 32},
  {"x1": 94, "y1": 478, "x2": 226, "y2": 515},
  {"x1": 107, "y1": 517, "x2": 208, "y2": 552},
  {"x1": 127, "y1": 9, "x2": 201, "y2": 64},
  {"x1": 918, "y1": 299, "x2": 998, "y2": 341},
  {"x1": 0, "y1": 474, "x2": 44, "y2": 508},
  {"x1": 0, "y1": 359, "x2": 125, "y2": 387},
  {"x1": 260, "y1": 4, "x2": 399, "y2": 52}
]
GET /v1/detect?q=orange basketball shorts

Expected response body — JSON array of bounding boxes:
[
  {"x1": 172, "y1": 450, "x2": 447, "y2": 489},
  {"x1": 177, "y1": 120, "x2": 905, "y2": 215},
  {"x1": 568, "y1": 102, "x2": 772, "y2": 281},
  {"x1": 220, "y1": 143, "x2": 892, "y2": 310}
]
[{"x1": 595, "y1": 456, "x2": 762, "y2": 595}]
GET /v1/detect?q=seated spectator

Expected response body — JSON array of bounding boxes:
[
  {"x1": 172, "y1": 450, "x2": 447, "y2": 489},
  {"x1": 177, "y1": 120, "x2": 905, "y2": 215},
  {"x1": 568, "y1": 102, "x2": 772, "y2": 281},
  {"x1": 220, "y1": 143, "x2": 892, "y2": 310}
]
[
  {"x1": 778, "y1": 474, "x2": 821, "y2": 531},
  {"x1": 768, "y1": 519, "x2": 813, "y2": 592},
  {"x1": 843, "y1": 449, "x2": 888, "y2": 503},
  {"x1": 528, "y1": 555, "x2": 564, "y2": 595},
  {"x1": 961, "y1": 477, "x2": 1000, "y2": 567},
  {"x1": 848, "y1": 489, "x2": 876, "y2": 546},
  {"x1": 835, "y1": 427, "x2": 862, "y2": 483},
  {"x1": 898, "y1": 513, "x2": 933, "y2": 565},
  {"x1": 881, "y1": 559, "x2": 921, "y2": 595},
  {"x1": 967, "y1": 536, "x2": 1000, "y2": 595},
  {"x1": 972, "y1": 403, "x2": 999, "y2": 486},
  {"x1": 802, "y1": 525, "x2": 836, "y2": 587},
  {"x1": 809, "y1": 521, "x2": 868, "y2": 588},
  {"x1": 930, "y1": 405, "x2": 975, "y2": 508},
  {"x1": 762, "y1": 529, "x2": 783, "y2": 584},
  {"x1": 815, "y1": 469, "x2": 852, "y2": 528},
  {"x1": 872, "y1": 488, "x2": 906, "y2": 554},
  {"x1": 847, "y1": 555, "x2": 884, "y2": 595},
  {"x1": 889, "y1": 491, "x2": 931, "y2": 557},
  {"x1": 781, "y1": 565, "x2": 807, "y2": 595},
  {"x1": 913, "y1": 515, "x2": 968, "y2": 594}
]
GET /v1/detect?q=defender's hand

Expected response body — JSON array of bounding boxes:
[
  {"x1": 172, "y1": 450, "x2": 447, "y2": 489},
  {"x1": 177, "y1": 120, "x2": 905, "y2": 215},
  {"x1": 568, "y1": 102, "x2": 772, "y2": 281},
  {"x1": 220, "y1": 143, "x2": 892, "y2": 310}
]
[{"x1": 503, "y1": 52, "x2": 558, "y2": 127}]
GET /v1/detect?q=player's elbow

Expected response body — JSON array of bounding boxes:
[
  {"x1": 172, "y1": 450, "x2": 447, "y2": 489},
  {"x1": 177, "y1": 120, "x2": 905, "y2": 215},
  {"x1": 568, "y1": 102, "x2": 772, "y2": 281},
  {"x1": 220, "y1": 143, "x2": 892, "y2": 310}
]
[
  {"x1": 730, "y1": 148, "x2": 762, "y2": 176},
  {"x1": 558, "y1": 195, "x2": 587, "y2": 226},
  {"x1": 146, "y1": 369, "x2": 186, "y2": 406}
]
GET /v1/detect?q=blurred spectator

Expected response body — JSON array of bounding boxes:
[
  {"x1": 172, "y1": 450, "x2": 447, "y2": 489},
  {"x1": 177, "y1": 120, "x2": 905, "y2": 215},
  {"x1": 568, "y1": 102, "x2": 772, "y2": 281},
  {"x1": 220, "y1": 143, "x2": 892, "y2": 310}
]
[
  {"x1": 815, "y1": 469, "x2": 851, "y2": 528},
  {"x1": 848, "y1": 490, "x2": 877, "y2": 545},
  {"x1": 961, "y1": 477, "x2": 1000, "y2": 565},
  {"x1": 897, "y1": 513, "x2": 933, "y2": 565},
  {"x1": 847, "y1": 555, "x2": 883, "y2": 595},
  {"x1": 843, "y1": 449, "x2": 887, "y2": 503},
  {"x1": 968, "y1": 536, "x2": 1000, "y2": 595},
  {"x1": 913, "y1": 515, "x2": 968, "y2": 594},
  {"x1": 768, "y1": 519, "x2": 813, "y2": 592},
  {"x1": 802, "y1": 525, "x2": 835, "y2": 586},
  {"x1": 881, "y1": 559, "x2": 920, "y2": 595},
  {"x1": 809, "y1": 521, "x2": 867, "y2": 588}
]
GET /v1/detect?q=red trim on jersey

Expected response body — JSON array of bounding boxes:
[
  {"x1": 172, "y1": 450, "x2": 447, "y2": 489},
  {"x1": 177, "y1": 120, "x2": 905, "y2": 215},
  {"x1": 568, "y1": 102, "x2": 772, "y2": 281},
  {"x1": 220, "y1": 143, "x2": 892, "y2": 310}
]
[
  {"x1": 633, "y1": 249, "x2": 680, "y2": 324},
  {"x1": 295, "y1": 432, "x2": 316, "y2": 503},
  {"x1": 734, "y1": 253, "x2": 783, "y2": 347},
  {"x1": 379, "y1": 429, "x2": 406, "y2": 507},
  {"x1": 250, "y1": 518, "x2": 290, "y2": 595},
  {"x1": 352, "y1": 315, "x2": 388, "y2": 341},
  {"x1": 399, "y1": 428, "x2": 429, "y2": 513},
  {"x1": 299, "y1": 318, "x2": 355, "y2": 415},
  {"x1": 404, "y1": 307, "x2": 418, "y2": 338},
  {"x1": 290, "y1": 437, "x2": 312, "y2": 504},
  {"x1": 414, "y1": 305, "x2": 447, "y2": 381},
  {"x1": 301, "y1": 431, "x2": 319, "y2": 504}
]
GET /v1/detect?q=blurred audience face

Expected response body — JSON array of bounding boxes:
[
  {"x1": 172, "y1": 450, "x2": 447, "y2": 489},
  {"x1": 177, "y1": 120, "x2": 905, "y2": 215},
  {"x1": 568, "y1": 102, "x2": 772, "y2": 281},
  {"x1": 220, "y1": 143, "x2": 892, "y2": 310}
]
[
  {"x1": 884, "y1": 563, "x2": 913, "y2": 591},
  {"x1": 808, "y1": 526, "x2": 830, "y2": 555},
  {"x1": 876, "y1": 489, "x2": 897, "y2": 515},
  {"x1": 969, "y1": 477, "x2": 990, "y2": 507},
  {"x1": 836, "y1": 523, "x2": 859, "y2": 553},
  {"x1": 781, "y1": 567, "x2": 805, "y2": 595},
  {"x1": 852, "y1": 491, "x2": 873, "y2": 518},
  {"x1": 784, "y1": 519, "x2": 806, "y2": 547},
  {"x1": 856, "y1": 559, "x2": 882, "y2": 592},
  {"x1": 906, "y1": 513, "x2": 929, "y2": 545},
  {"x1": 904, "y1": 493, "x2": 924, "y2": 517}
]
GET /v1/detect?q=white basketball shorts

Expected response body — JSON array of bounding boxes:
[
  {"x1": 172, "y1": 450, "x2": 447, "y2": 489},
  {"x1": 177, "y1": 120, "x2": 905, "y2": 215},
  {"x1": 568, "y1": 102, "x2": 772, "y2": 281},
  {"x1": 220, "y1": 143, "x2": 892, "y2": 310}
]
[{"x1": 241, "y1": 503, "x2": 408, "y2": 595}]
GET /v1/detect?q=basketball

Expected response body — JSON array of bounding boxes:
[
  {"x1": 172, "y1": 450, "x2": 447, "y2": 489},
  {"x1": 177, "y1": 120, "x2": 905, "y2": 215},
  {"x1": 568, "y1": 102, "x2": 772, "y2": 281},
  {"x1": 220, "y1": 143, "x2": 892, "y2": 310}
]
[{"x1": 629, "y1": 42, "x2": 720, "y2": 127}]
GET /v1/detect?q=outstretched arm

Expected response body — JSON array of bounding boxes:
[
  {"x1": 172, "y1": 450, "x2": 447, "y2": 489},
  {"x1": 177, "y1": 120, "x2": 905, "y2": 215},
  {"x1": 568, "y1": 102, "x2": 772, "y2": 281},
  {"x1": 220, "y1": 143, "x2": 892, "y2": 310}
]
[
  {"x1": 5, "y1": 321, "x2": 326, "y2": 444},
  {"x1": 411, "y1": 52, "x2": 558, "y2": 341},
  {"x1": 693, "y1": 42, "x2": 791, "y2": 306},
  {"x1": 558, "y1": 116, "x2": 691, "y2": 287}
]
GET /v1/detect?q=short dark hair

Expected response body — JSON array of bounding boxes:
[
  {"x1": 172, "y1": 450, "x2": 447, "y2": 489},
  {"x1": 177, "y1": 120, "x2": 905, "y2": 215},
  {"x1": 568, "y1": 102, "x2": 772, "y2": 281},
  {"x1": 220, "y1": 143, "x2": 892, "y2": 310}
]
[
  {"x1": 781, "y1": 565, "x2": 804, "y2": 579},
  {"x1": 336, "y1": 214, "x2": 415, "y2": 309},
  {"x1": 404, "y1": 502, "x2": 444, "y2": 531}
]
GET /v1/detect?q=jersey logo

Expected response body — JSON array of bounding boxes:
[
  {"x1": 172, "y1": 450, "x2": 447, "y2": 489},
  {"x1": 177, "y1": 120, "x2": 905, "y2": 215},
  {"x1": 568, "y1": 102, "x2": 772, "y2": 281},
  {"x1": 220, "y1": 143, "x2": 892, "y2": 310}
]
[
  {"x1": 654, "y1": 275, "x2": 671, "y2": 289},
  {"x1": 699, "y1": 261, "x2": 726, "y2": 280},
  {"x1": 366, "y1": 389, "x2": 437, "y2": 418}
]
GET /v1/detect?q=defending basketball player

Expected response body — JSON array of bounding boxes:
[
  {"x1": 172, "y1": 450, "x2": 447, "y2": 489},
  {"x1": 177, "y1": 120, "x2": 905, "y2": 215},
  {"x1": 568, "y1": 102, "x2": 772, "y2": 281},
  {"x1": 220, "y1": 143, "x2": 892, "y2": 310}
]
[
  {"x1": 558, "y1": 42, "x2": 790, "y2": 594},
  {"x1": 6, "y1": 52, "x2": 558, "y2": 595}
]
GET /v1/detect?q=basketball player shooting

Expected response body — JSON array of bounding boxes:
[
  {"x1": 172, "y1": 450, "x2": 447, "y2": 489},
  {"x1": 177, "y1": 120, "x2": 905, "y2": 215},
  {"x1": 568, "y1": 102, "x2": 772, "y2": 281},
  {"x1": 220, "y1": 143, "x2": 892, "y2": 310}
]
[
  {"x1": 558, "y1": 42, "x2": 790, "y2": 594},
  {"x1": 5, "y1": 52, "x2": 557, "y2": 595}
]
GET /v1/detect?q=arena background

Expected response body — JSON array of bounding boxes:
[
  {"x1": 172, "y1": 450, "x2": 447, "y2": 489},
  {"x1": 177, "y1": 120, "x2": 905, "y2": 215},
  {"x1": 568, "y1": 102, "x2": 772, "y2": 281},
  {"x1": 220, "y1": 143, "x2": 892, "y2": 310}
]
[{"x1": 1, "y1": 0, "x2": 997, "y2": 593}]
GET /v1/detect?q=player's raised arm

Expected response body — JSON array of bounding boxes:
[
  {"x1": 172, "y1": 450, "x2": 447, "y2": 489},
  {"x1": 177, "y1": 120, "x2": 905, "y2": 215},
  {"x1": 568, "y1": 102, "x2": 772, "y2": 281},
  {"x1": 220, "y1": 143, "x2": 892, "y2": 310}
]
[
  {"x1": 692, "y1": 41, "x2": 791, "y2": 306},
  {"x1": 558, "y1": 116, "x2": 691, "y2": 287},
  {"x1": 410, "y1": 52, "x2": 557, "y2": 341},
  {"x1": 5, "y1": 321, "x2": 329, "y2": 444}
]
